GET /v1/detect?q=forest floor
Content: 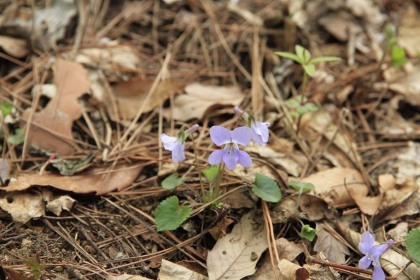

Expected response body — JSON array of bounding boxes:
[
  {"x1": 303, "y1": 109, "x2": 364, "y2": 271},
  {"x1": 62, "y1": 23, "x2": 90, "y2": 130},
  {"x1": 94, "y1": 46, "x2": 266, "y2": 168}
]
[{"x1": 0, "y1": 0, "x2": 419, "y2": 279}]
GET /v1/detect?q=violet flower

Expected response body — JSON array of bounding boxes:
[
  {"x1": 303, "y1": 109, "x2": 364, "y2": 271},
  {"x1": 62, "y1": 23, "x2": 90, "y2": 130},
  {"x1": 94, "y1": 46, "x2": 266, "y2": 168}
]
[
  {"x1": 234, "y1": 106, "x2": 270, "y2": 146},
  {"x1": 358, "y1": 231, "x2": 394, "y2": 280},
  {"x1": 208, "y1": 126, "x2": 252, "y2": 170},
  {"x1": 161, "y1": 124, "x2": 199, "y2": 163}
]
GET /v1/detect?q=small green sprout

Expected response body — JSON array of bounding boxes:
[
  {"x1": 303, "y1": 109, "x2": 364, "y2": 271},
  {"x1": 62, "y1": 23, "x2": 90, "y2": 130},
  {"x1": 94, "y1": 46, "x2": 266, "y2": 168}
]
[
  {"x1": 385, "y1": 23, "x2": 406, "y2": 67},
  {"x1": 276, "y1": 45, "x2": 341, "y2": 78}
]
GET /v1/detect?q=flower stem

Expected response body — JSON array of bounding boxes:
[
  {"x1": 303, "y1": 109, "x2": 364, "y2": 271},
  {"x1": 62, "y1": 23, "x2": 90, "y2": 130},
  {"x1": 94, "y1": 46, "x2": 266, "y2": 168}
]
[
  {"x1": 213, "y1": 163, "x2": 225, "y2": 200},
  {"x1": 190, "y1": 134, "x2": 205, "y2": 198}
]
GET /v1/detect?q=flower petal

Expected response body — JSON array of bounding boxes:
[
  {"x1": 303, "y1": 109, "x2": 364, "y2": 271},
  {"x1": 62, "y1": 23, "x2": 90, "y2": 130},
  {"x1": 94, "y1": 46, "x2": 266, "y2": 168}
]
[
  {"x1": 371, "y1": 244, "x2": 389, "y2": 264},
  {"x1": 359, "y1": 232, "x2": 375, "y2": 255},
  {"x1": 372, "y1": 265, "x2": 385, "y2": 280},
  {"x1": 208, "y1": 150, "x2": 224, "y2": 165},
  {"x1": 251, "y1": 131, "x2": 265, "y2": 146},
  {"x1": 231, "y1": 126, "x2": 252, "y2": 146},
  {"x1": 223, "y1": 148, "x2": 239, "y2": 170},
  {"x1": 172, "y1": 143, "x2": 185, "y2": 163},
  {"x1": 255, "y1": 121, "x2": 270, "y2": 142},
  {"x1": 161, "y1": 134, "x2": 178, "y2": 151},
  {"x1": 210, "y1": 126, "x2": 231, "y2": 146},
  {"x1": 358, "y1": 256, "x2": 372, "y2": 269},
  {"x1": 238, "y1": 150, "x2": 252, "y2": 167}
]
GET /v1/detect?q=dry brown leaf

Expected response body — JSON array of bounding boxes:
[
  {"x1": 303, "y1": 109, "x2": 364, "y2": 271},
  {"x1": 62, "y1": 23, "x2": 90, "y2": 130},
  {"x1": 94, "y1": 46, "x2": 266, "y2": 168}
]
[
  {"x1": 398, "y1": 4, "x2": 420, "y2": 57},
  {"x1": 386, "y1": 67, "x2": 420, "y2": 108},
  {"x1": 378, "y1": 174, "x2": 396, "y2": 193},
  {"x1": 45, "y1": 195, "x2": 76, "y2": 216},
  {"x1": 386, "y1": 189, "x2": 419, "y2": 221},
  {"x1": 375, "y1": 184, "x2": 418, "y2": 221},
  {"x1": 245, "y1": 145, "x2": 302, "y2": 177},
  {"x1": 278, "y1": 259, "x2": 309, "y2": 280},
  {"x1": 209, "y1": 216, "x2": 234, "y2": 240},
  {"x1": 394, "y1": 142, "x2": 420, "y2": 186},
  {"x1": 313, "y1": 224, "x2": 349, "y2": 264},
  {"x1": 388, "y1": 222, "x2": 409, "y2": 243},
  {"x1": 221, "y1": 189, "x2": 254, "y2": 209},
  {"x1": 107, "y1": 78, "x2": 185, "y2": 120},
  {"x1": 303, "y1": 252, "x2": 340, "y2": 280},
  {"x1": 0, "y1": 192, "x2": 44, "y2": 223},
  {"x1": 271, "y1": 197, "x2": 299, "y2": 224},
  {"x1": 299, "y1": 194, "x2": 330, "y2": 221},
  {"x1": 2, "y1": 164, "x2": 142, "y2": 195},
  {"x1": 71, "y1": 44, "x2": 141, "y2": 71},
  {"x1": 347, "y1": 190, "x2": 382, "y2": 216},
  {"x1": 167, "y1": 83, "x2": 245, "y2": 121},
  {"x1": 0, "y1": 35, "x2": 29, "y2": 58},
  {"x1": 158, "y1": 259, "x2": 208, "y2": 280},
  {"x1": 23, "y1": 59, "x2": 90, "y2": 155},
  {"x1": 302, "y1": 167, "x2": 368, "y2": 208},
  {"x1": 276, "y1": 238, "x2": 305, "y2": 261},
  {"x1": 300, "y1": 111, "x2": 361, "y2": 168},
  {"x1": 207, "y1": 210, "x2": 268, "y2": 280},
  {"x1": 106, "y1": 273, "x2": 152, "y2": 280}
]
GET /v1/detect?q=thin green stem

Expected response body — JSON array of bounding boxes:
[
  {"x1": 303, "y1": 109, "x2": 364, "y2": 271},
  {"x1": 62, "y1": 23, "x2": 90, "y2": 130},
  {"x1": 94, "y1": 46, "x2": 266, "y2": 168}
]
[
  {"x1": 213, "y1": 163, "x2": 225, "y2": 200},
  {"x1": 190, "y1": 135, "x2": 205, "y2": 198}
]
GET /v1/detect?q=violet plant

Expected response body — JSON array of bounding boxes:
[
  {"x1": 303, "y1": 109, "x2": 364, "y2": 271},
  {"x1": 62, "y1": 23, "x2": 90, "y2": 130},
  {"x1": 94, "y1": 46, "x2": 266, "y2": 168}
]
[
  {"x1": 155, "y1": 107, "x2": 281, "y2": 231},
  {"x1": 358, "y1": 231, "x2": 394, "y2": 280}
]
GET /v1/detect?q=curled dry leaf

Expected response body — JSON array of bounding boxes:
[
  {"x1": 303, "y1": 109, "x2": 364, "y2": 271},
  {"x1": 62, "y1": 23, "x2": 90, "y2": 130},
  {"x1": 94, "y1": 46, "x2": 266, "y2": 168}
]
[
  {"x1": 207, "y1": 210, "x2": 268, "y2": 280},
  {"x1": 301, "y1": 167, "x2": 368, "y2": 208},
  {"x1": 23, "y1": 59, "x2": 90, "y2": 155},
  {"x1": 2, "y1": 163, "x2": 142, "y2": 195},
  {"x1": 46, "y1": 195, "x2": 76, "y2": 216},
  {"x1": 158, "y1": 259, "x2": 208, "y2": 280},
  {"x1": 313, "y1": 224, "x2": 350, "y2": 264},
  {"x1": 166, "y1": 83, "x2": 245, "y2": 121},
  {"x1": 278, "y1": 259, "x2": 309, "y2": 280},
  {"x1": 108, "y1": 78, "x2": 186, "y2": 121},
  {"x1": 0, "y1": 35, "x2": 29, "y2": 58},
  {"x1": 0, "y1": 192, "x2": 44, "y2": 223}
]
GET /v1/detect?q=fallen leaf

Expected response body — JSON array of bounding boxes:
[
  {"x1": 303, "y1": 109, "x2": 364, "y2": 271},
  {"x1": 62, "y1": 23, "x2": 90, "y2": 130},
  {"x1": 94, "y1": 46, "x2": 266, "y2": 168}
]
[
  {"x1": 398, "y1": 4, "x2": 420, "y2": 57},
  {"x1": 303, "y1": 252, "x2": 341, "y2": 280},
  {"x1": 386, "y1": 189, "x2": 420, "y2": 221},
  {"x1": 167, "y1": 83, "x2": 245, "y2": 121},
  {"x1": 2, "y1": 163, "x2": 142, "y2": 195},
  {"x1": 158, "y1": 259, "x2": 208, "y2": 280},
  {"x1": 394, "y1": 141, "x2": 420, "y2": 186},
  {"x1": 23, "y1": 59, "x2": 90, "y2": 155},
  {"x1": 386, "y1": 67, "x2": 420, "y2": 108},
  {"x1": 245, "y1": 145, "x2": 302, "y2": 177},
  {"x1": 207, "y1": 210, "x2": 268, "y2": 280},
  {"x1": 278, "y1": 259, "x2": 309, "y2": 280},
  {"x1": 209, "y1": 216, "x2": 234, "y2": 240},
  {"x1": 0, "y1": 192, "x2": 44, "y2": 223},
  {"x1": 106, "y1": 273, "x2": 152, "y2": 280},
  {"x1": 300, "y1": 111, "x2": 361, "y2": 167},
  {"x1": 299, "y1": 194, "x2": 330, "y2": 221},
  {"x1": 313, "y1": 224, "x2": 350, "y2": 264},
  {"x1": 388, "y1": 222, "x2": 409, "y2": 243},
  {"x1": 276, "y1": 238, "x2": 305, "y2": 261},
  {"x1": 71, "y1": 43, "x2": 140, "y2": 71},
  {"x1": 45, "y1": 195, "x2": 76, "y2": 216},
  {"x1": 221, "y1": 189, "x2": 254, "y2": 209},
  {"x1": 271, "y1": 197, "x2": 299, "y2": 224},
  {"x1": 301, "y1": 167, "x2": 368, "y2": 208},
  {"x1": 108, "y1": 78, "x2": 185, "y2": 120},
  {"x1": 378, "y1": 174, "x2": 396, "y2": 193},
  {"x1": 0, "y1": 35, "x2": 29, "y2": 58}
]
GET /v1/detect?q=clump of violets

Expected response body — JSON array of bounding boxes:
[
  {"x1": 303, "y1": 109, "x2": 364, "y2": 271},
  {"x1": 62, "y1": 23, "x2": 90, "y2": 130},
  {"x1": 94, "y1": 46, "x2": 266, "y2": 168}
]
[
  {"x1": 208, "y1": 126, "x2": 252, "y2": 170},
  {"x1": 234, "y1": 106, "x2": 270, "y2": 146},
  {"x1": 161, "y1": 124, "x2": 199, "y2": 163},
  {"x1": 358, "y1": 231, "x2": 394, "y2": 280}
]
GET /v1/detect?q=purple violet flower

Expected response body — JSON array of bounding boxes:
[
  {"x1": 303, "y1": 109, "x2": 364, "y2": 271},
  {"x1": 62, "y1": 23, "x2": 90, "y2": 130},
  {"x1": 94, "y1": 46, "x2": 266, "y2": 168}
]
[
  {"x1": 161, "y1": 124, "x2": 199, "y2": 163},
  {"x1": 208, "y1": 126, "x2": 252, "y2": 170},
  {"x1": 234, "y1": 106, "x2": 270, "y2": 146},
  {"x1": 358, "y1": 231, "x2": 394, "y2": 280}
]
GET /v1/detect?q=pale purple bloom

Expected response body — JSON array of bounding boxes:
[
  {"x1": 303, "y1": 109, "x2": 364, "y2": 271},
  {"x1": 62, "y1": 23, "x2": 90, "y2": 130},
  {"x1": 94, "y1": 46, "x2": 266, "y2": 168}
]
[
  {"x1": 161, "y1": 124, "x2": 199, "y2": 163},
  {"x1": 208, "y1": 126, "x2": 252, "y2": 170},
  {"x1": 234, "y1": 106, "x2": 270, "y2": 146},
  {"x1": 358, "y1": 232, "x2": 394, "y2": 280}
]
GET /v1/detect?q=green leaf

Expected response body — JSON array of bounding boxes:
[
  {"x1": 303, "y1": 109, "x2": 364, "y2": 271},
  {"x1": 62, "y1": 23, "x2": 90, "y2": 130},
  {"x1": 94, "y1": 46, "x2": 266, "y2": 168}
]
[
  {"x1": 303, "y1": 64, "x2": 316, "y2": 77},
  {"x1": 252, "y1": 173, "x2": 282, "y2": 203},
  {"x1": 161, "y1": 173, "x2": 183, "y2": 190},
  {"x1": 0, "y1": 101, "x2": 12, "y2": 117},
  {"x1": 300, "y1": 224, "x2": 316, "y2": 241},
  {"x1": 295, "y1": 45, "x2": 312, "y2": 64},
  {"x1": 202, "y1": 165, "x2": 219, "y2": 183},
  {"x1": 284, "y1": 98, "x2": 301, "y2": 109},
  {"x1": 26, "y1": 257, "x2": 44, "y2": 278},
  {"x1": 288, "y1": 181, "x2": 315, "y2": 194},
  {"x1": 391, "y1": 47, "x2": 406, "y2": 67},
  {"x1": 154, "y1": 196, "x2": 191, "y2": 231},
  {"x1": 406, "y1": 228, "x2": 420, "y2": 267},
  {"x1": 310, "y1": 56, "x2": 341, "y2": 64},
  {"x1": 275, "y1": 51, "x2": 301, "y2": 64},
  {"x1": 7, "y1": 128, "x2": 25, "y2": 145}
]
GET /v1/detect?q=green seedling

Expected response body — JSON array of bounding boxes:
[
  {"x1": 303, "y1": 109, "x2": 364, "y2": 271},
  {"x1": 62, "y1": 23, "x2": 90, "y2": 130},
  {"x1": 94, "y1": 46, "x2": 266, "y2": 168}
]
[
  {"x1": 385, "y1": 23, "x2": 406, "y2": 67},
  {"x1": 0, "y1": 101, "x2": 12, "y2": 117},
  {"x1": 26, "y1": 253, "x2": 44, "y2": 279},
  {"x1": 7, "y1": 128, "x2": 25, "y2": 145},
  {"x1": 300, "y1": 224, "x2": 316, "y2": 241},
  {"x1": 284, "y1": 96, "x2": 318, "y2": 120}
]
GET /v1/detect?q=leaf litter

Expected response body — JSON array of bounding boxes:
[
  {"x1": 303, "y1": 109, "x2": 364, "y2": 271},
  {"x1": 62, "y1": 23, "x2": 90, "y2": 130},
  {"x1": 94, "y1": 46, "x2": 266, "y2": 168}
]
[{"x1": 0, "y1": 0, "x2": 419, "y2": 279}]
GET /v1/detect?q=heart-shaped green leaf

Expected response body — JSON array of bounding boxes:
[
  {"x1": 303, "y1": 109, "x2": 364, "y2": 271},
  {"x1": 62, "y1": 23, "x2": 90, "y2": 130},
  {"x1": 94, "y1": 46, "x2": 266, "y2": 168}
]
[
  {"x1": 161, "y1": 173, "x2": 183, "y2": 190},
  {"x1": 252, "y1": 173, "x2": 282, "y2": 203},
  {"x1": 155, "y1": 196, "x2": 191, "y2": 231}
]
